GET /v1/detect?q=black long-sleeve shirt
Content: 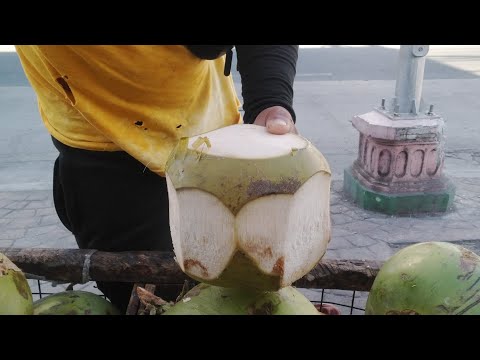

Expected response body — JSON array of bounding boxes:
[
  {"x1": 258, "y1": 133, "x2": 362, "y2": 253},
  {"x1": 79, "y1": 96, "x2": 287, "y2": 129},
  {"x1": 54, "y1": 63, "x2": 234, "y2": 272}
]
[{"x1": 185, "y1": 45, "x2": 299, "y2": 124}]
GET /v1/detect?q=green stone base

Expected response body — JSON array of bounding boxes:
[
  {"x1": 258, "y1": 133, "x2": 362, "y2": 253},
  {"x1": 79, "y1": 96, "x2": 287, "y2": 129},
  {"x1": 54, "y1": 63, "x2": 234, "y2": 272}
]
[{"x1": 343, "y1": 167, "x2": 456, "y2": 215}]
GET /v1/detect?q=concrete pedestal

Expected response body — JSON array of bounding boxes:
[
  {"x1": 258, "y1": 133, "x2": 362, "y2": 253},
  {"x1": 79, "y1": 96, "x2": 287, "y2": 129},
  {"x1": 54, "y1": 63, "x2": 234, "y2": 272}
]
[{"x1": 343, "y1": 109, "x2": 455, "y2": 215}]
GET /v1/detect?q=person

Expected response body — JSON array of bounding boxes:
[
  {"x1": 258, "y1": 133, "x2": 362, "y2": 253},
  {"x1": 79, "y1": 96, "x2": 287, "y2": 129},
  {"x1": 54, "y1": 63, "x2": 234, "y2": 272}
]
[{"x1": 15, "y1": 45, "x2": 339, "y2": 315}]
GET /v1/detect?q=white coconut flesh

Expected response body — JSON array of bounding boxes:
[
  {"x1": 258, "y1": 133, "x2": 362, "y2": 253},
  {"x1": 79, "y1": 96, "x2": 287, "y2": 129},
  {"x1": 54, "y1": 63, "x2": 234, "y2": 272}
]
[
  {"x1": 166, "y1": 124, "x2": 331, "y2": 290},
  {"x1": 186, "y1": 124, "x2": 308, "y2": 159}
]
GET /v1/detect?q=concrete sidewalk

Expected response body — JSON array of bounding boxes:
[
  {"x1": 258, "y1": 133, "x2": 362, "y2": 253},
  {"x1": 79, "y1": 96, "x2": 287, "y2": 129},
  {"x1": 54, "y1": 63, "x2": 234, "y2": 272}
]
[{"x1": 2, "y1": 177, "x2": 479, "y2": 258}]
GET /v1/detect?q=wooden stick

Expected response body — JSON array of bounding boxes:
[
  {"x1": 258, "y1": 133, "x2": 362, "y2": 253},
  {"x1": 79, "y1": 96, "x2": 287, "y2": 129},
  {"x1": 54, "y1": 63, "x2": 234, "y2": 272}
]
[
  {"x1": 126, "y1": 283, "x2": 142, "y2": 316},
  {"x1": 0, "y1": 248, "x2": 382, "y2": 291},
  {"x1": 293, "y1": 258, "x2": 382, "y2": 291}
]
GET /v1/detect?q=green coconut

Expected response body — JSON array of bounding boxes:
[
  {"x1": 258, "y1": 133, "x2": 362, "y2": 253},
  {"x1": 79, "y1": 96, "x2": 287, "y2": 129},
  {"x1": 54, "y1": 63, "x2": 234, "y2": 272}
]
[
  {"x1": 33, "y1": 290, "x2": 121, "y2": 315},
  {"x1": 165, "y1": 124, "x2": 332, "y2": 291},
  {"x1": 0, "y1": 252, "x2": 33, "y2": 315},
  {"x1": 366, "y1": 242, "x2": 480, "y2": 315},
  {"x1": 163, "y1": 283, "x2": 321, "y2": 315}
]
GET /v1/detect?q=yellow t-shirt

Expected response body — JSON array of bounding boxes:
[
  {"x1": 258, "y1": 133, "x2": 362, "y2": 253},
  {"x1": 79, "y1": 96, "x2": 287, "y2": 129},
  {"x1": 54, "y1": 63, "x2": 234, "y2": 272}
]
[{"x1": 15, "y1": 45, "x2": 242, "y2": 175}]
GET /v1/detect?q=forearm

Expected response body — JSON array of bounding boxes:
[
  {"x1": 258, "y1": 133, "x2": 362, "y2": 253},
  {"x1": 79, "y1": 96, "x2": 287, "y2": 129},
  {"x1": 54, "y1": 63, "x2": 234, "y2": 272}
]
[{"x1": 235, "y1": 45, "x2": 299, "y2": 124}]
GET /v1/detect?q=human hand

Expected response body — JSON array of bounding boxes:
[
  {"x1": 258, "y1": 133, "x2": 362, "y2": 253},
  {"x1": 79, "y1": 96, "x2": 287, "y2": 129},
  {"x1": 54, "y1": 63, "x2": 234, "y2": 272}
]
[{"x1": 253, "y1": 106, "x2": 298, "y2": 135}]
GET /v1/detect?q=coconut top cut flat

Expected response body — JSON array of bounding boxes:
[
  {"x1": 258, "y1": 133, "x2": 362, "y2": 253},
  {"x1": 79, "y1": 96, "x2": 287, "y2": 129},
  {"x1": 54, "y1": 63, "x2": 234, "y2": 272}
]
[
  {"x1": 166, "y1": 124, "x2": 331, "y2": 215},
  {"x1": 187, "y1": 124, "x2": 308, "y2": 159}
]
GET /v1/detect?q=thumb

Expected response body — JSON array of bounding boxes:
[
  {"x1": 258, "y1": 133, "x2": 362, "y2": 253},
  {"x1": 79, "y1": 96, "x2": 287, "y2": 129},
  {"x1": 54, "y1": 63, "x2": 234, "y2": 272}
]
[{"x1": 265, "y1": 107, "x2": 294, "y2": 135}]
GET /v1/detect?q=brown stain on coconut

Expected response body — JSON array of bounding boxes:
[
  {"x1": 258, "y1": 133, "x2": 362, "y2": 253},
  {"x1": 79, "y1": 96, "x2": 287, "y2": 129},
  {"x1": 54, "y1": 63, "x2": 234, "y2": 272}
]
[
  {"x1": 247, "y1": 301, "x2": 276, "y2": 315},
  {"x1": 247, "y1": 178, "x2": 302, "y2": 198},
  {"x1": 184, "y1": 259, "x2": 209, "y2": 277},
  {"x1": 0, "y1": 257, "x2": 5, "y2": 276},
  {"x1": 11, "y1": 271, "x2": 30, "y2": 300},
  {"x1": 458, "y1": 248, "x2": 478, "y2": 280},
  {"x1": 272, "y1": 257, "x2": 285, "y2": 277}
]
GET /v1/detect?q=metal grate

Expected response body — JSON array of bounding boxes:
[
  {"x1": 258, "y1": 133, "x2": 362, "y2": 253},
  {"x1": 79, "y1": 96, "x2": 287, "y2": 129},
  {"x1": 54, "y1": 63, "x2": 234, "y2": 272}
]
[
  {"x1": 30, "y1": 279, "x2": 366, "y2": 315},
  {"x1": 29, "y1": 279, "x2": 107, "y2": 301}
]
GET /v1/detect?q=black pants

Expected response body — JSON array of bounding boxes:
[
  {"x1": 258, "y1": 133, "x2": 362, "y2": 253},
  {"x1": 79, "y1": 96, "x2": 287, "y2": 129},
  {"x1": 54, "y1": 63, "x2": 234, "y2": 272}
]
[{"x1": 52, "y1": 137, "x2": 174, "y2": 314}]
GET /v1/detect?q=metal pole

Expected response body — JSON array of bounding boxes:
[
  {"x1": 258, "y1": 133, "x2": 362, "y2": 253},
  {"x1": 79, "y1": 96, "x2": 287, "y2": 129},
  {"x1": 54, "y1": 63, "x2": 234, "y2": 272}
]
[{"x1": 393, "y1": 45, "x2": 429, "y2": 115}]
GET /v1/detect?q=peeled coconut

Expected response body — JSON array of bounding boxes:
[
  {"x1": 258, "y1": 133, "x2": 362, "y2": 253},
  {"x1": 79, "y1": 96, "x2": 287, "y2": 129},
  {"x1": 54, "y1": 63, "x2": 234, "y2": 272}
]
[
  {"x1": 165, "y1": 124, "x2": 331, "y2": 291},
  {"x1": 163, "y1": 283, "x2": 321, "y2": 315},
  {"x1": 366, "y1": 242, "x2": 480, "y2": 315},
  {"x1": 0, "y1": 252, "x2": 33, "y2": 315},
  {"x1": 33, "y1": 290, "x2": 121, "y2": 315}
]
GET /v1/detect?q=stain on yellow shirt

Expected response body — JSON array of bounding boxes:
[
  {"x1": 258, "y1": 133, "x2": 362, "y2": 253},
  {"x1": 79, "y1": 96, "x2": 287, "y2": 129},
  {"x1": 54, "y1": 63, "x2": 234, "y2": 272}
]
[{"x1": 15, "y1": 45, "x2": 242, "y2": 175}]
